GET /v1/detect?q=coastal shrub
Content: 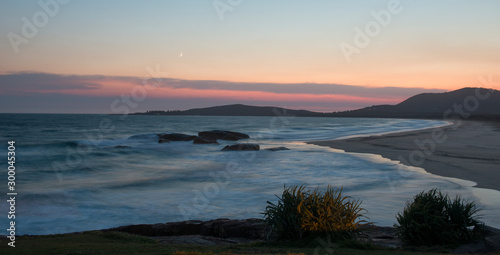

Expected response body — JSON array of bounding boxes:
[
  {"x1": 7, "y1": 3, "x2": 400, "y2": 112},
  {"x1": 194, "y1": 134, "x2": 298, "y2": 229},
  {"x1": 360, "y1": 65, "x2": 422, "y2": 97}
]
[
  {"x1": 263, "y1": 185, "x2": 306, "y2": 240},
  {"x1": 395, "y1": 189, "x2": 484, "y2": 246},
  {"x1": 263, "y1": 185, "x2": 368, "y2": 240}
]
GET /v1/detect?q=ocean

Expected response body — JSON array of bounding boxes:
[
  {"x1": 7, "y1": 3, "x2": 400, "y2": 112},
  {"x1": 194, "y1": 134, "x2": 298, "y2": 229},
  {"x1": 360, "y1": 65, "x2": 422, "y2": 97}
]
[{"x1": 1, "y1": 113, "x2": 499, "y2": 235}]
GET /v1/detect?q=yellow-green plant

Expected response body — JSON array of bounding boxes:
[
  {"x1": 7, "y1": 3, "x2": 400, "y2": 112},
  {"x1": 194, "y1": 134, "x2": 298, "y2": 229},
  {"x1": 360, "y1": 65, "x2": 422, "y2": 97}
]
[
  {"x1": 263, "y1": 185, "x2": 307, "y2": 240},
  {"x1": 298, "y1": 186, "x2": 367, "y2": 236},
  {"x1": 264, "y1": 185, "x2": 368, "y2": 240}
]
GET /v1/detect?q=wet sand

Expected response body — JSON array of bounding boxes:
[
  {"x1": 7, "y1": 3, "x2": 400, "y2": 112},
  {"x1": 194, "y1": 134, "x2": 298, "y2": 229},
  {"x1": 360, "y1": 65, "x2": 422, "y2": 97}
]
[{"x1": 308, "y1": 121, "x2": 500, "y2": 191}]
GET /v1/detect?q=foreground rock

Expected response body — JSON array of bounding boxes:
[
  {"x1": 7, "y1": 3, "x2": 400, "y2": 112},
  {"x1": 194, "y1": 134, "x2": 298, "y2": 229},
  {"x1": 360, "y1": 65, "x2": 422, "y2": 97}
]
[
  {"x1": 359, "y1": 226, "x2": 401, "y2": 248},
  {"x1": 158, "y1": 133, "x2": 197, "y2": 143},
  {"x1": 199, "y1": 130, "x2": 250, "y2": 141},
  {"x1": 454, "y1": 226, "x2": 500, "y2": 254},
  {"x1": 221, "y1": 144, "x2": 260, "y2": 151},
  {"x1": 103, "y1": 219, "x2": 500, "y2": 250},
  {"x1": 107, "y1": 218, "x2": 266, "y2": 241},
  {"x1": 106, "y1": 220, "x2": 399, "y2": 247}
]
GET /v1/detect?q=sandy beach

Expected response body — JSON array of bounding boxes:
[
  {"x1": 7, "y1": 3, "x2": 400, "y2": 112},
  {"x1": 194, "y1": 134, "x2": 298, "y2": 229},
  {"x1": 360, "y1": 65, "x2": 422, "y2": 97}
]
[{"x1": 309, "y1": 121, "x2": 500, "y2": 191}]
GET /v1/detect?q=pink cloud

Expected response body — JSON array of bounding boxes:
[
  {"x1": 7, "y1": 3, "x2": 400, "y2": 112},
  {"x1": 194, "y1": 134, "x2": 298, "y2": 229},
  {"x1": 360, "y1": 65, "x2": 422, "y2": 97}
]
[{"x1": 0, "y1": 72, "x2": 441, "y2": 112}]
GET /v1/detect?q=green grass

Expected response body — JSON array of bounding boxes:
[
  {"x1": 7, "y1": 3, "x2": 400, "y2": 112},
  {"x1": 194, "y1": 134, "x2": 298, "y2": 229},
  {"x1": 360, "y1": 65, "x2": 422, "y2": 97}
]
[{"x1": 4, "y1": 231, "x2": 498, "y2": 255}]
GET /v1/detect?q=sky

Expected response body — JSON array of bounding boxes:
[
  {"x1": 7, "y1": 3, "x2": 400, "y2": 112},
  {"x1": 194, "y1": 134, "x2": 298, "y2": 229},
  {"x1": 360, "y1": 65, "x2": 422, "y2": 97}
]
[{"x1": 1, "y1": 0, "x2": 499, "y2": 113}]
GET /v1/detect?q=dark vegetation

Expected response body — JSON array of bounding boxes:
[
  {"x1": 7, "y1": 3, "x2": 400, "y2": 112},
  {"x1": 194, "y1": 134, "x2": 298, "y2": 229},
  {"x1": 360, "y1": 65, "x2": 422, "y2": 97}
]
[
  {"x1": 263, "y1": 185, "x2": 367, "y2": 241},
  {"x1": 395, "y1": 189, "x2": 485, "y2": 246}
]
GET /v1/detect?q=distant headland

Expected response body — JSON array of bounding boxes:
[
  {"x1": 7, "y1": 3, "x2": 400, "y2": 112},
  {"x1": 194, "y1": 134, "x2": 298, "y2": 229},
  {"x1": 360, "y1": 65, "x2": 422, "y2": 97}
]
[{"x1": 131, "y1": 87, "x2": 500, "y2": 121}]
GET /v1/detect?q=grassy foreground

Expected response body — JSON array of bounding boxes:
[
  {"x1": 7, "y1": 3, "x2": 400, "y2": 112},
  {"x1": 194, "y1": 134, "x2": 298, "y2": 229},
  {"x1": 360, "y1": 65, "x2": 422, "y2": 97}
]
[{"x1": 1, "y1": 231, "x2": 499, "y2": 255}]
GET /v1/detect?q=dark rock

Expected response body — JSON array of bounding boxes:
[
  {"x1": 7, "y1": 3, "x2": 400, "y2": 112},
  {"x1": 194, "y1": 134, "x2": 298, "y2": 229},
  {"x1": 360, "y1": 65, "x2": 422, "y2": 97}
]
[
  {"x1": 454, "y1": 226, "x2": 500, "y2": 254},
  {"x1": 359, "y1": 225, "x2": 401, "y2": 248},
  {"x1": 485, "y1": 226, "x2": 500, "y2": 252},
  {"x1": 159, "y1": 220, "x2": 204, "y2": 236},
  {"x1": 198, "y1": 130, "x2": 250, "y2": 141},
  {"x1": 358, "y1": 225, "x2": 500, "y2": 252},
  {"x1": 108, "y1": 220, "x2": 203, "y2": 237},
  {"x1": 265, "y1": 147, "x2": 290, "y2": 151},
  {"x1": 193, "y1": 137, "x2": 219, "y2": 144},
  {"x1": 157, "y1": 133, "x2": 197, "y2": 142},
  {"x1": 104, "y1": 221, "x2": 500, "y2": 252},
  {"x1": 105, "y1": 218, "x2": 265, "y2": 240},
  {"x1": 454, "y1": 239, "x2": 494, "y2": 254},
  {"x1": 200, "y1": 218, "x2": 265, "y2": 239},
  {"x1": 109, "y1": 224, "x2": 157, "y2": 236},
  {"x1": 220, "y1": 218, "x2": 265, "y2": 239},
  {"x1": 221, "y1": 144, "x2": 260, "y2": 151},
  {"x1": 114, "y1": 145, "x2": 131, "y2": 149}
]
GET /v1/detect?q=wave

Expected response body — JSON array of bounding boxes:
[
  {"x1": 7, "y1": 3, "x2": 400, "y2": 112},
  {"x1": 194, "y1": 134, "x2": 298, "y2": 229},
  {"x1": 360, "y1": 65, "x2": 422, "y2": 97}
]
[{"x1": 127, "y1": 133, "x2": 159, "y2": 142}]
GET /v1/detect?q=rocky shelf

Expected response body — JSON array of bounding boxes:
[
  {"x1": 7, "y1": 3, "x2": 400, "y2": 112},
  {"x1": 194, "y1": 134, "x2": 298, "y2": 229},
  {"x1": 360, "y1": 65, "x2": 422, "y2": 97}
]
[{"x1": 101, "y1": 218, "x2": 500, "y2": 252}]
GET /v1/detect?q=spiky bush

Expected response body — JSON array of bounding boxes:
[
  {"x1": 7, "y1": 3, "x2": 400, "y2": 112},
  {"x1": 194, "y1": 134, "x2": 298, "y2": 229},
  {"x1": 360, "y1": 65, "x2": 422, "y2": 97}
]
[
  {"x1": 263, "y1": 185, "x2": 306, "y2": 240},
  {"x1": 263, "y1": 185, "x2": 368, "y2": 240},
  {"x1": 395, "y1": 189, "x2": 484, "y2": 246}
]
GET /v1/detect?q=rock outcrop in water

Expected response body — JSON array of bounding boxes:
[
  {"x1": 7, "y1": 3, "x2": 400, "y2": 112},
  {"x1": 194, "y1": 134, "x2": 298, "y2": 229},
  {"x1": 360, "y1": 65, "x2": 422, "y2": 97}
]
[
  {"x1": 193, "y1": 137, "x2": 219, "y2": 144},
  {"x1": 221, "y1": 144, "x2": 260, "y2": 151},
  {"x1": 158, "y1": 133, "x2": 197, "y2": 142},
  {"x1": 114, "y1": 145, "x2": 132, "y2": 149},
  {"x1": 198, "y1": 130, "x2": 250, "y2": 141},
  {"x1": 265, "y1": 147, "x2": 290, "y2": 151},
  {"x1": 156, "y1": 131, "x2": 250, "y2": 144}
]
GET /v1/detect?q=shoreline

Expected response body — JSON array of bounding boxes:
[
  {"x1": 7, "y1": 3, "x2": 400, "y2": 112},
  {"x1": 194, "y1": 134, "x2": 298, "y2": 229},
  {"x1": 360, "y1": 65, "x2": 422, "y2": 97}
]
[
  {"x1": 308, "y1": 120, "x2": 500, "y2": 192},
  {"x1": 333, "y1": 119, "x2": 454, "y2": 141}
]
